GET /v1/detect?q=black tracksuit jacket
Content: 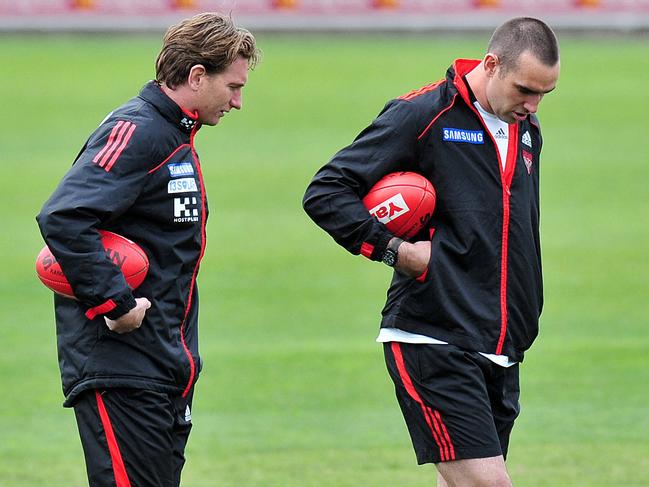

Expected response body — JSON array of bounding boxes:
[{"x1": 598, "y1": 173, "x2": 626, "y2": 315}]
[
  {"x1": 303, "y1": 59, "x2": 544, "y2": 362},
  {"x1": 37, "y1": 81, "x2": 207, "y2": 406}
]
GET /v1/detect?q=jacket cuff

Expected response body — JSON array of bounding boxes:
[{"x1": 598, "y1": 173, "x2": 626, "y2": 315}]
[
  {"x1": 86, "y1": 293, "x2": 136, "y2": 320},
  {"x1": 360, "y1": 232, "x2": 393, "y2": 262}
]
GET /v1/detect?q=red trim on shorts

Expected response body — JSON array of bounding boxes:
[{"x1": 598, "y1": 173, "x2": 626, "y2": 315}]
[
  {"x1": 390, "y1": 342, "x2": 456, "y2": 462},
  {"x1": 94, "y1": 391, "x2": 132, "y2": 487}
]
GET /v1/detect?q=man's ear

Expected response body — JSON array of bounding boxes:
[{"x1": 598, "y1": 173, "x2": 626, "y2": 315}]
[
  {"x1": 187, "y1": 65, "x2": 207, "y2": 91},
  {"x1": 483, "y1": 53, "x2": 499, "y2": 78}
]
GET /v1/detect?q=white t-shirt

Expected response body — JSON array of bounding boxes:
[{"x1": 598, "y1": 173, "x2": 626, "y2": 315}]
[
  {"x1": 375, "y1": 100, "x2": 517, "y2": 368},
  {"x1": 474, "y1": 101, "x2": 509, "y2": 170},
  {"x1": 376, "y1": 328, "x2": 517, "y2": 368}
]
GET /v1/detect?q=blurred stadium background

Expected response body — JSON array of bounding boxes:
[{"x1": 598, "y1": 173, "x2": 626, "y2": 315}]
[
  {"x1": 1, "y1": 1, "x2": 648, "y2": 486},
  {"x1": 1, "y1": 0, "x2": 649, "y2": 31}
]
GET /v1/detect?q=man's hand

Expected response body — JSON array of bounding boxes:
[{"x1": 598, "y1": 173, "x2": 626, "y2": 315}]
[
  {"x1": 104, "y1": 297, "x2": 151, "y2": 334},
  {"x1": 394, "y1": 240, "x2": 431, "y2": 277}
]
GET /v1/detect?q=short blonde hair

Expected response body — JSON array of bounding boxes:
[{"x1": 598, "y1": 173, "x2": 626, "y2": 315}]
[{"x1": 156, "y1": 12, "x2": 260, "y2": 89}]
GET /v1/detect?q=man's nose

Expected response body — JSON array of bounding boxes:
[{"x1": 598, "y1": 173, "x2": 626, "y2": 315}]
[
  {"x1": 524, "y1": 94, "x2": 543, "y2": 114},
  {"x1": 230, "y1": 90, "x2": 242, "y2": 110}
]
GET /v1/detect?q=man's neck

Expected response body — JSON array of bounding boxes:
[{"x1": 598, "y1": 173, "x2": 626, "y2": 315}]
[
  {"x1": 160, "y1": 83, "x2": 195, "y2": 113},
  {"x1": 464, "y1": 63, "x2": 492, "y2": 115}
]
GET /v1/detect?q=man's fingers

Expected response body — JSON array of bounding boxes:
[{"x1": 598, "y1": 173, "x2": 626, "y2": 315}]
[{"x1": 136, "y1": 297, "x2": 152, "y2": 309}]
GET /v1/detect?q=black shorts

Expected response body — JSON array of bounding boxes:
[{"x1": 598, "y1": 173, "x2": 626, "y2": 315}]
[
  {"x1": 73, "y1": 387, "x2": 194, "y2": 487},
  {"x1": 384, "y1": 342, "x2": 520, "y2": 465}
]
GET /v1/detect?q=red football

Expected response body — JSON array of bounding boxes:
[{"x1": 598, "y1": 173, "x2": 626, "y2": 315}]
[
  {"x1": 36, "y1": 230, "x2": 149, "y2": 299},
  {"x1": 362, "y1": 172, "x2": 436, "y2": 239}
]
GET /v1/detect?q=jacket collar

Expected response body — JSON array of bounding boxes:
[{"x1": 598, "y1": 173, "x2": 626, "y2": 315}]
[
  {"x1": 448, "y1": 58, "x2": 537, "y2": 128},
  {"x1": 447, "y1": 59, "x2": 481, "y2": 107},
  {"x1": 138, "y1": 81, "x2": 201, "y2": 134}
]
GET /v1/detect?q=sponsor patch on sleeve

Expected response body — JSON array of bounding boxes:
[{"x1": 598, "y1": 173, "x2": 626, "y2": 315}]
[
  {"x1": 168, "y1": 162, "x2": 195, "y2": 178},
  {"x1": 168, "y1": 177, "x2": 198, "y2": 194}
]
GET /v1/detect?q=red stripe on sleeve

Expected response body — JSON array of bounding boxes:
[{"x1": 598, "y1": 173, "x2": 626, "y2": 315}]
[
  {"x1": 93, "y1": 121, "x2": 125, "y2": 165},
  {"x1": 95, "y1": 391, "x2": 132, "y2": 487},
  {"x1": 104, "y1": 123, "x2": 137, "y2": 172},
  {"x1": 96, "y1": 121, "x2": 130, "y2": 168},
  {"x1": 94, "y1": 122, "x2": 134, "y2": 171},
  {"x1": 398, "y1": 80, "x2": 445, "y2": 101}
]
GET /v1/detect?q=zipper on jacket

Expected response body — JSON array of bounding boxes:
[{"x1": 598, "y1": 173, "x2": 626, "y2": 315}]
[
  {"x1": 455, "y1": 67, "x2": 522, "y2": 355},
  {"x1": 497, "y1": 184, "x2": 511, "y2": 354},
  {"x1": 179, "y1": 125, "x2": 207, "y2": 398},
  {"x1": 469, "y1": 103, "x2": 519, "y2": 355},
  {"x1": 495, "y1": 123, "x2": 519, "y2": 354}
]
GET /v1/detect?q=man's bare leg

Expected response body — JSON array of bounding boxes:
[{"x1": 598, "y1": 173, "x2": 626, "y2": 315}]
[{"x1": 436, "y1": 456, "x2": 512, "y2": 487}]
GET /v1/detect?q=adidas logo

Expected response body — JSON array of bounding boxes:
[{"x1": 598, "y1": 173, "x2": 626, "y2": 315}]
[
  {"x1": 521, "y1": 131, "x2": 532, "y2": 148},
  {"x1": 495, "y1": 128, "x2": 507, "y2": 139}
]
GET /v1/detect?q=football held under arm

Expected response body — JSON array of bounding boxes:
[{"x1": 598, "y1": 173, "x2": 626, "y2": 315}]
[
  {"x1": 36, "y1": 120, "x2": 152, "y2": 319},
  {"x1": 302, "y1": 99, "x2": 426, "y2": 261}
]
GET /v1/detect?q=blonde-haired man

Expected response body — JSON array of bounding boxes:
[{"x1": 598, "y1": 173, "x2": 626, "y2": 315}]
[{"x1": 37, "y1": 13, "x2": 259, "y2": 487}]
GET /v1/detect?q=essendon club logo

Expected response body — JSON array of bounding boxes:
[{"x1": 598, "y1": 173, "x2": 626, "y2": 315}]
[
  {"x1": 522, "y1": 150, "x2": 534, "y2": 174},
  {"x1": 368, "y1": 193, "x2": 410, "y2": 224}
]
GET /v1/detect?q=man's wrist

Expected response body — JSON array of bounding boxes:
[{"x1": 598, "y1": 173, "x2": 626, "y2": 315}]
[
  {"x1": 104, "y1": 294, "x2": 137, "y2": 320},
  {"x1": 382, "y1": 237, "x2": 404, "y2": 267}
]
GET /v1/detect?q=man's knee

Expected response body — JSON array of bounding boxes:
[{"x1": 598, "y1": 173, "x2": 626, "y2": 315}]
[
  {"x1": 436, "y1": 456, "x2": 512, "y2": 487},
  {"x1": 440, "y1": 471, "x2": 512, "y2": 487}
]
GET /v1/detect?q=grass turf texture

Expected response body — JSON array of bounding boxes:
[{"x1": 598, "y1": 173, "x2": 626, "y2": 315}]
[{"x1": 1, "y1": 34, "x2": 648, "y2": 486}]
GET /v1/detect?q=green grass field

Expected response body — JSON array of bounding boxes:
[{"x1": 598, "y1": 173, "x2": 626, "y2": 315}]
[{"x1": 1, "y1": 32, "x2": 648, "y2": 486}]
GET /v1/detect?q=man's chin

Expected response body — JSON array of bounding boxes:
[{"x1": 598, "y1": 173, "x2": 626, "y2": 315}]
[
  {"x1": 497, "y1": 113, "x2": 519, "y2": 124},
  {"x1": 512, "y1": 112, "x2": 528, "y2": 122}
]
